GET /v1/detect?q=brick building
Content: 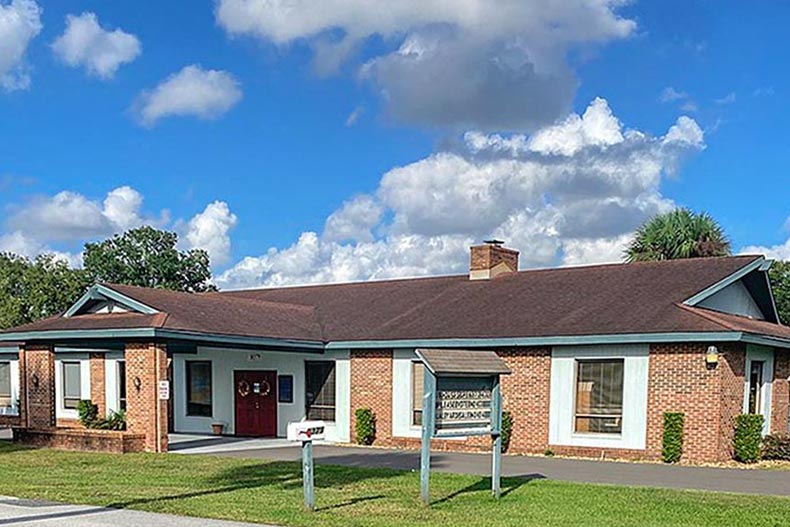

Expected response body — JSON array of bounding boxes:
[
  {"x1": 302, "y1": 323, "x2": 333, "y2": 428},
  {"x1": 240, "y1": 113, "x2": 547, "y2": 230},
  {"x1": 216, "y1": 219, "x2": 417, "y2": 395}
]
[{"x1": 1, "y1": 242, "x2": 789, "y2": 462}]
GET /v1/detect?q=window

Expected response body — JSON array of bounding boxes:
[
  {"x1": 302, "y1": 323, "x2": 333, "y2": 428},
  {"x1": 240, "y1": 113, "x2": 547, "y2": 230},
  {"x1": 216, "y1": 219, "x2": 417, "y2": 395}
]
[
  {"x1": 305, "y1": 361, "x2": 335, "y2": 421},
  {"x1": 411, "y1": 361, "x2": 424, "y2": 426},
  {"x1": 278, "y1": 375, "x2": 294, "y2": 403},
  {"x1": 0, "y1": 362, "x2": 11, "y2": 408},
  {"x1": 575, "y1": 359, "x2": 624, "y2": 434},
  {"x1": 62, "y1": 361, "x2": 82, "y2": 410},
  {"x1": 186, "y1": 361, "x2": 212, "y2": 417},
  {"x1": 747, "y1": 360, "x2": 765, "y2": 415},
  {"x1": 117, "y1": 361, "x2": 127, "y2": 412}
]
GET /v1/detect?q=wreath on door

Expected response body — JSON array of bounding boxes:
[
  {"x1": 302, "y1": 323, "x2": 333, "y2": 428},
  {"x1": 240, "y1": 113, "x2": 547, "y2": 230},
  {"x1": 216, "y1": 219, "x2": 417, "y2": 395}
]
[
  {"x1": 259, "y1": 379, "x2": 272, "y2": 397},
  {"x1": 237, "y1": 379, "x2": 251, "y2": 397}
]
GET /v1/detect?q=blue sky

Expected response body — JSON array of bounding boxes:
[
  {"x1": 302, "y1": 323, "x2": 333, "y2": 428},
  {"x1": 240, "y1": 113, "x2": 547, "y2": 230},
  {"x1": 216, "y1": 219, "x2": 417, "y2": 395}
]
[{"x1": 0, "y1": 1, "x2": 788, "y2": 288}]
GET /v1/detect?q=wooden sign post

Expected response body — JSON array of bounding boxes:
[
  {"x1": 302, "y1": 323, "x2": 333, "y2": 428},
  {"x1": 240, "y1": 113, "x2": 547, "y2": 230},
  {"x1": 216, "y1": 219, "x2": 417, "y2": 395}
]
[{"x1": 416, "y1": 349, "x2": 511, "y2": 505}]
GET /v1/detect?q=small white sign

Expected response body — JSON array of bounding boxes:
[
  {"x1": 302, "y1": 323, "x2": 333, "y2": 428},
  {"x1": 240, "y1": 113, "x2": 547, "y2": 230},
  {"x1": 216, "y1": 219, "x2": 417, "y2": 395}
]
[
  {"x1": 287, "y1": 420, "x2": 326, "y2": 442},
  {"x1": 158, "y1": 380, "x2": 170, "y2": 400}
]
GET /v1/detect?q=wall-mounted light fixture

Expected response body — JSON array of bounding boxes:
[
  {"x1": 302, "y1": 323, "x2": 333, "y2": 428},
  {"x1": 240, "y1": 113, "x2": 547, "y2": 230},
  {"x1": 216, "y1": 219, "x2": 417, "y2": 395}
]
[
  {"x1": 706, "y1": 345, "x2": 719, "y2": 366},
  {"x1": 31, "y1": 373, "x2": 40, "y2": 389},
  {"x1": 133, "y1": 376, "x2": 142, "y2": 392}
]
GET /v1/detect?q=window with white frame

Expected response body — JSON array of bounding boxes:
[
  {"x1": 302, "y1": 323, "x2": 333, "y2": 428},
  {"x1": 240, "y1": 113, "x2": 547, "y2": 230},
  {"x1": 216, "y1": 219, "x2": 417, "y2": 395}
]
[
  {"x1": 0, "y1": 361, "x2": 11, "y2": 409},
  {"x1": 574, "y1": 359, "x2": 624, "y2": 434},
  {"x1": 61, "y1": 361, "x2": 82, "y2": 410},
  {"x1": 411, "y1": 361, "x2": 424, "y2": 426}
]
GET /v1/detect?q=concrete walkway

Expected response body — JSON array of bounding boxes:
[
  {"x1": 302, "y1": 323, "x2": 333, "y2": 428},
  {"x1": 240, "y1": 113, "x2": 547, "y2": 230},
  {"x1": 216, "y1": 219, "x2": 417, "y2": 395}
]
[
  {"x1": 172, "y1": 437, "x2": 790, "y2": 497},
  {"x1": 0, "y1": 496, "x2": 270, "y2": 527}
]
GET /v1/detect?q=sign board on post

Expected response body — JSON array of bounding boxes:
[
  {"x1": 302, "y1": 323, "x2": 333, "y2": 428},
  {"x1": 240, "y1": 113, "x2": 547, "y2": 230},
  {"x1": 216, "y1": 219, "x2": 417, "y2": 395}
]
[
  {"x1": 287, "y1": 420, "x2": 326, "y2": 511},
  {"x1": 416, "y1": 349, "x2": 511, "y2": 504}
]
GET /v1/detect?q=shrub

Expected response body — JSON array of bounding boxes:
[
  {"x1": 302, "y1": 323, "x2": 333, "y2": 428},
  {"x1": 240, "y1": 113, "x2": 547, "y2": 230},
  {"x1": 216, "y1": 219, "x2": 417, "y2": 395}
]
[
  {"x1": 355, "y1": 408, "x2": 376, "y2": 445},
  {"x1": 76, "y1": 400, "x2": 126, "y2": 431},
  {"x1": 543, "y1": 449, "x2": 554, "y2": 457},
  {"x1": 500, "y1": 411, "x2": 513, "y2": 453},
  {"x1": 662, "y1": 412, "x2": 685, "y2": 463},
  {"x1": 762, "y1": 434, "x2": 790, "y2": 461},
  {"x1": 77, "y1": 400, "x2": 99, "y2": 427},
  {"x1": 734, "y1": 414, "x2": 764, "y2": 463}
]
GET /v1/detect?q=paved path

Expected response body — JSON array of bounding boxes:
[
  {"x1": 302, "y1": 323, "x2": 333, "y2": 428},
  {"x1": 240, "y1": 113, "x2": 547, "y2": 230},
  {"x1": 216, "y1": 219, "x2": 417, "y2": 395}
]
[
  {"x1": 0, "y1": 496, "x2": 269, "y2": 527},
  {"x1": 172, "y1": 437, "x2": 790, "y2": 497}
]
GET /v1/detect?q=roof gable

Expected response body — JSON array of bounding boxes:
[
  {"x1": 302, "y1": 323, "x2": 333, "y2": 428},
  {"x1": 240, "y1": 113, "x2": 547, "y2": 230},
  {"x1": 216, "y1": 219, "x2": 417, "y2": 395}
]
[{"x1": 64, "y1": 284, "x2": 159, "y2": 317}]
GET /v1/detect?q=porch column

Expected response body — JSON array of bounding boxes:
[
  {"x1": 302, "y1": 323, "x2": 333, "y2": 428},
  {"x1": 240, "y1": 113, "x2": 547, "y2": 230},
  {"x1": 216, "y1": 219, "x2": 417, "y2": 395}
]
[
  {"x1": 125, "y1": 343, "x2": 169, "y2": 453},
  {"x1": 22, "y1": 345, "x2": 55, "y2": 430},
  {"x1": 89, "y1": 353, "x2": 106, "y2": 417}
]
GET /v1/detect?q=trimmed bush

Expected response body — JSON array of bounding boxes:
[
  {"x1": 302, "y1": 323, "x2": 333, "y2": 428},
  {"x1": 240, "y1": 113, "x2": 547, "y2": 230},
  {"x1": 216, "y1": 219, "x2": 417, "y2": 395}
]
[
  {"x1": 355, "y1": 408, "x2": 376, "y2": 445},
  {"x1": 500, "y1": 411, "x2": 513, "y2": 453},
  {"x1": 661, "y1": 412, "x2": 685, "y2": 463},
  {"x1": 734, "y1": 414, "x2": 764, "y2": 463},
  {"x1": 762, "y1": 434, "x2": 790, "y2": 461}
]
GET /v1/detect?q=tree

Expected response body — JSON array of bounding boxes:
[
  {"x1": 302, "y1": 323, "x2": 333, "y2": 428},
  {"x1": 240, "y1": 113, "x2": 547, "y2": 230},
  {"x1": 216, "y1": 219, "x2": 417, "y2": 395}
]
[
  {"x1": 769, "y1": 260, "x2": 790, "y2": 326},
  {"x1": 0, "y1": 254, "x2": 91, "y2": 329},
  {"x1": 625, "y1": 209, "x2": 731, "y2": 262},
  {"x1": 83, "y1": 226, "x2": 215, "y2": 292}
]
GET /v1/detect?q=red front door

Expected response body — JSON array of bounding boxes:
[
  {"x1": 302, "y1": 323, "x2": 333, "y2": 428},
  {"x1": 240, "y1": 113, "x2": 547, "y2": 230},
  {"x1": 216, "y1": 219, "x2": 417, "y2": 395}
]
[{"x1": 234, "y1": 371, "x2": 277, "y2": 437}]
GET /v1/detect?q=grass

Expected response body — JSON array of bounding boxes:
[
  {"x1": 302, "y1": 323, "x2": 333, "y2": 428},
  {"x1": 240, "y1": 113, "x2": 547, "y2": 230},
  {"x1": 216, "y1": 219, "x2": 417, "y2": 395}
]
[{"x1": 0, "y1": 442, "x2": 789, "y2": 527}]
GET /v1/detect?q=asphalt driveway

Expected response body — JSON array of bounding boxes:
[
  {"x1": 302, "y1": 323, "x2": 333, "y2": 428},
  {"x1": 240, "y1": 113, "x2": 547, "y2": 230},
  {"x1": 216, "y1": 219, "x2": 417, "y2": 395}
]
[{"x1": 171, "y1": 436, "x2": 790, "y2": 497}]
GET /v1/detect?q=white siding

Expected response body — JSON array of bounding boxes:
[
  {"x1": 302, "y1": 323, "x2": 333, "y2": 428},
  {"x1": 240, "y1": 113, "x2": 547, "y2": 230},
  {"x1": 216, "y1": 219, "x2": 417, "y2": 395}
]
[
  {"x1": 549, "y1": 344, "x2": 649, "y2": 450},
  {"x1": 172, "y1": 348, "x2": 350, "y2": 443},
  {"x1": 699, "y1": 280, "x2": 765, "y2": 319},
  {"x1": 392, "y1": 349, "x2": 421, "y2": 439}
]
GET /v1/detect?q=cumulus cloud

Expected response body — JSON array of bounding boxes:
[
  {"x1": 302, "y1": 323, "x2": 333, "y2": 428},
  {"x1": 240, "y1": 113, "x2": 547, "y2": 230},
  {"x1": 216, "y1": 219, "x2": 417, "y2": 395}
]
[
  {"x1": 51, "y1": 12, "x2": 141, "y2": 79},
  {"x1": 5, "y1": 185, "x2": 161, "y2": 241},
  {"x1": 183, "y1": 201, "x2": 238, "y2": 267},
  {"x1": 0, "y1": 0, "x2": 42, "y2": 91},
  {"x1": 133, "y1": 64, "x2": 242, "y2": 126},
  {"x1": 2, "y1": 186, "x2": 240, "y2": 269},
  {"x1": 215, "y1": 0, "x2": 635, "y2": 131},
  {"x1": 216, "y1": 98, "x2": 705, "y2": 289}
]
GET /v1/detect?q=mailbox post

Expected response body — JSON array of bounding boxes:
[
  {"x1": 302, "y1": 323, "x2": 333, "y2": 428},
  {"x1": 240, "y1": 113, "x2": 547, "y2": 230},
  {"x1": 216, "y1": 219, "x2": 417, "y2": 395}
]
[
  {"x1": 287, "y1": 420, "x2": 326, "y2": 511},
  {"x1": 416, "y1": 349, "x2": 511, "y2": 505}
]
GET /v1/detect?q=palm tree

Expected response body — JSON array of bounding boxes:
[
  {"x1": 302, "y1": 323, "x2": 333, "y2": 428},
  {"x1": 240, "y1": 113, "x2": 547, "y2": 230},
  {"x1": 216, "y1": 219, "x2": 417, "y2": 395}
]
[{"x1": 625, "y1": 209, "x2": 731, "y2": 262}]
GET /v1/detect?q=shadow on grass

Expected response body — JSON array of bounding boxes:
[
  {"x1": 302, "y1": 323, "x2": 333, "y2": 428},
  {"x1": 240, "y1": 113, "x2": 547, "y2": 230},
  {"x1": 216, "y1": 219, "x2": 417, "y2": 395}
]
[{"x1": 431, "y1": 474, "x2": 543, "y2": 506}]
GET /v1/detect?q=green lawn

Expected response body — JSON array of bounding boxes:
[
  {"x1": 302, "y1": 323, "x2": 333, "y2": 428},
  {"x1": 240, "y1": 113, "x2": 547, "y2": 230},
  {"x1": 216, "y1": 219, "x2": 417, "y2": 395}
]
[{"x1": 0, "y1": 443, "x2": 788, "y2": 527}]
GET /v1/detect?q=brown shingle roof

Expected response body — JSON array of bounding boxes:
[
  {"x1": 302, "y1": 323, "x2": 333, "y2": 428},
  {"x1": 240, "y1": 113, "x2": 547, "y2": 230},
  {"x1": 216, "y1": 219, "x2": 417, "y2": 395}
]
[{"x1": 5, "y1": 255, "x2": 789, "y2": 344}]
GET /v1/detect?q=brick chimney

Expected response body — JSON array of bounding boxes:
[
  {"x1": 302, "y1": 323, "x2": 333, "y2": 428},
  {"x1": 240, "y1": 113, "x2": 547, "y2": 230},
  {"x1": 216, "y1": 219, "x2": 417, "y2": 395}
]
[{"x1": 469, "y1": 240, "x2": 519, "y2": 280}]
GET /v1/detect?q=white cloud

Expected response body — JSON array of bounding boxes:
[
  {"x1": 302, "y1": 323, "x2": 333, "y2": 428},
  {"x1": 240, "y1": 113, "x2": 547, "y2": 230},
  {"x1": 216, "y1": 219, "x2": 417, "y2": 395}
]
[
  {"x1": 714, "y1": 92, "x2": 736, "y2": 105},
  {"x1": 134, "y1": 64, "x2": 242, "y2": 126},
  {"x1": 183, "y1": 201, "x2": 238, "y2": 267},
  {"x1": 1, "y1": 186, "x2": 238, "y2": 269},
  {"x1": 51, "y1": 12, "x2": 141, "y2": 79},
  {"x1": 741, "y1": 240, "x2": 790, "y2": 261},
  {"x1": 345, "y1": 106, "x2": 364, "y2": 127},
  {"x1": 5, "y1": 185, "x2": 166, "y2": 242},
  {"x1": 216, "y1": 0, "x2": 635, "y2": 131},
  {"x1": 0, "y1": 0, "x2": 42, "y2": 91},
  {"x1": 216, "y1": 98, "x2": 705, "y2": 289},
  {"x1": 659, "y1": 87, "x2": 687, "y2": 102}
]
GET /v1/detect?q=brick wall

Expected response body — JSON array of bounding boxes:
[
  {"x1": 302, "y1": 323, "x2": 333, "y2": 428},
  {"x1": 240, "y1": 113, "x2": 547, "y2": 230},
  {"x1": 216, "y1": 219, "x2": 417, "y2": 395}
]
[
  {"x1": 646, "y1": 343, "x2": 745, "y2": 463},
  {"x1": 499, "y1": 347, "x2": 551, "y2": 453},
  {"x1": 350, "y1": 349, "x2": 393, "y2": 445},
  {"x1": 773, "y1": 350, "x2": 790, "y2": 435},
  {"x1": 23, "y1": 345, "x2": 55, "y2": 430},
  {"x1": 347, "y1": 343, "x2": 755, "y2": 463},
  {"x1": 89, "y1": 353, "x2": 106, "y2": 417},
  {"x1": 124, "y1": 342, "x2": 168, "y2": 452},
  {"x1": 13, "y1": 427, "x2": 145, "y2": 453}
]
